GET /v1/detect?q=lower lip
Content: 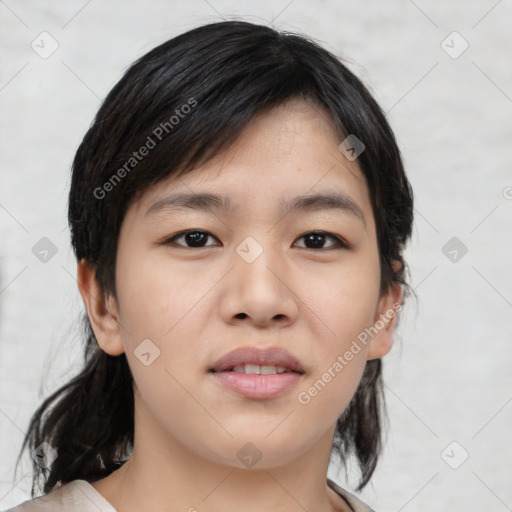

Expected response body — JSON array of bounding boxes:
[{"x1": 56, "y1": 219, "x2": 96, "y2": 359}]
[{"x1": 210, "y1": 371, "x2": 303, "y2": 399}]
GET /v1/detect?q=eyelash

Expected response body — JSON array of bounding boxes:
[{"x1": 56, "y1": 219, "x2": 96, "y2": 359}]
[{"x1": 162, "y1": 230, "x2": 350, "y2": 250}]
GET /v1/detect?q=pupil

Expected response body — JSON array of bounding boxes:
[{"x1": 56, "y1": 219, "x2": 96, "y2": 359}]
[
  {"x1": 186, "y1": 232, "x2": 205, "y2": 246},
  {"x1": 307, "y1": 233, "x2": 324, "y2": 248}
]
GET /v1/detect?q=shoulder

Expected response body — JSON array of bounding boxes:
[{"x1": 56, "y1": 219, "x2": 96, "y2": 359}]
[
  {"x1": 4, "y1": 480, "x2": 117, "y2": 512},
  {"x1": 327, "y1": 479, "x2": 376, "y2": 512}
]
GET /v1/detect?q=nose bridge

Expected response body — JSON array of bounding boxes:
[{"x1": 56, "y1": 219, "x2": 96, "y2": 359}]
[{"x1": 234, "y1": 234, "x2": 282, "y2": 293}]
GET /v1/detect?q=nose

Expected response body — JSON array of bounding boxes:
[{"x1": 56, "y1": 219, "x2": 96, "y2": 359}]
[{"x1": 219, "y1": 239, "x2": 300, "y2": 329}]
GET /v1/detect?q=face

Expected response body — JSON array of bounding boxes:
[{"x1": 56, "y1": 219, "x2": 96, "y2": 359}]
[{"x1": 83, "y1": 98, "x2": 401, "y2": 470}]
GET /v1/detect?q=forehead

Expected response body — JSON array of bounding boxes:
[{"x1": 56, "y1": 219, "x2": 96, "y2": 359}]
[{"x1": 130, "y1": 99, "x2": 373, "y2": 225}]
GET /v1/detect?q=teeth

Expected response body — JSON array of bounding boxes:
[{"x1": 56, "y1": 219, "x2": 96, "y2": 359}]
[
  {"x1": 245, "y1": 364, "x2": 260, "y2": 374},
  {"x1": 261, "y1": 365, "x2": 277, "y2": 375},
  {"x1": 231, "y1": 364, "x2": 291, "y2": 375}
]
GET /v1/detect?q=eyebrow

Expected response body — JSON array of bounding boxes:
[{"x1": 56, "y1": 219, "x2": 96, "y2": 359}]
[{"x1": 145, "y1": 191, "x2": 366, "y2": 226}]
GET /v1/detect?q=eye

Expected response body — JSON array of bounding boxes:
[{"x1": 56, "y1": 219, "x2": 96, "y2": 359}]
[
  {"x1": 162, "y1": 229, "x2": 350, "y2": 250},
  {"x1": 163, "y1": 230, "x2": 218, "y2": 248},
  {"x1": 294, "y1": 231, "x2": 350, "y2": 250}
]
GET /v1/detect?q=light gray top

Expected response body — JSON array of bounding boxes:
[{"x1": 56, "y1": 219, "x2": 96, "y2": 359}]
[{"x1": 5, "y1": 478, "x2": 375, "y2": 511}]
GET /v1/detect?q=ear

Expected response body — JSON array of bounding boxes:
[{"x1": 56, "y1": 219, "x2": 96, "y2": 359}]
[
  {"x1": 366, "y1": 264, "x2": 403, "y2": 361},
  {"x1": 77, "y1": 259, "x2": 125, "y2": 356}
]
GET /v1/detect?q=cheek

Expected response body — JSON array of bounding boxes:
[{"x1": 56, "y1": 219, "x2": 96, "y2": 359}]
[
  {"x1": 294, "y1": 257, "x2": 380, "y2": 417},
  {"x1": 305, "y1": 254, "x2": 381, "y2": 347},
  {"x1": 115, "y1": 254, "x2": 217, "y2": 395},
  {"x1": 115, "y1": 253, "x2": 214, "y2": 342},
  {"x1": 116, "y1": 256, "x2": 217, "y2": 449}
]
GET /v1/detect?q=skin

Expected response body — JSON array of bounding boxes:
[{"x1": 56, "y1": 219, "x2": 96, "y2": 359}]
[{"x1": 78, "y1": 98, "x2": 402, "y2": 512}]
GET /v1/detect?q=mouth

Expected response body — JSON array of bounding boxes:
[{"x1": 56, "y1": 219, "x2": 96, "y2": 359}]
[
  {"x1": 211, "y1": 364, "x2": 302, "y2": 375},
  {"x1": 208, "y1": 346, "x2": 305, "y2": 399},
  {"x1": 209, "y1": 346, "x2": 305, "y2": 374}
]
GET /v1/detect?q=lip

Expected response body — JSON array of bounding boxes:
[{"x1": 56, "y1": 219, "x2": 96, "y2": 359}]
[
  {"x1": 208, "y1": 346, "x2": 305, "y2": 400},
  {"x1": 209, "y1": 346, "x2": 305, "y2": 374},
  {"x1": 210, "y1": 371, "x2": 303, "y2": 400}
]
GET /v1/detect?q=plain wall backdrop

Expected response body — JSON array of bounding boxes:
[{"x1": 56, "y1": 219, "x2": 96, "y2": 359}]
[{"x1": 1, "y1": 0, "x2": 511, "y2": 510}]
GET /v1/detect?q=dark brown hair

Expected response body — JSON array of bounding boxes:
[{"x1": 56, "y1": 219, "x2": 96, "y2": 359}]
[{"x1": 15, "y1": 19, "x2": 413, "y2": 497}]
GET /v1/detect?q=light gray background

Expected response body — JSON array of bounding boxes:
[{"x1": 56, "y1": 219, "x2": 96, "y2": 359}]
[{"x1": 1, "y1": 1, "x2": 511, "y2": 510}]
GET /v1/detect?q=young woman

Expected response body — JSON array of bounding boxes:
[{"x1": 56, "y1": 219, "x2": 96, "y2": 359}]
[{"x1": 10, "y1": 20, "x2": 413, "y2": 512}]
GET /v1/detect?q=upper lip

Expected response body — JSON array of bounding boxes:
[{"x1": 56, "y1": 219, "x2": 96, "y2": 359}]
[{"x1": 209, "y1": 346, "x2": 305, "y2": 374}]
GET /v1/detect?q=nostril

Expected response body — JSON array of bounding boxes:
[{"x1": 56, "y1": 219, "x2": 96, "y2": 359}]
[{"x1": 235, "y1": 313, "x2": 247, "y2": 319}]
